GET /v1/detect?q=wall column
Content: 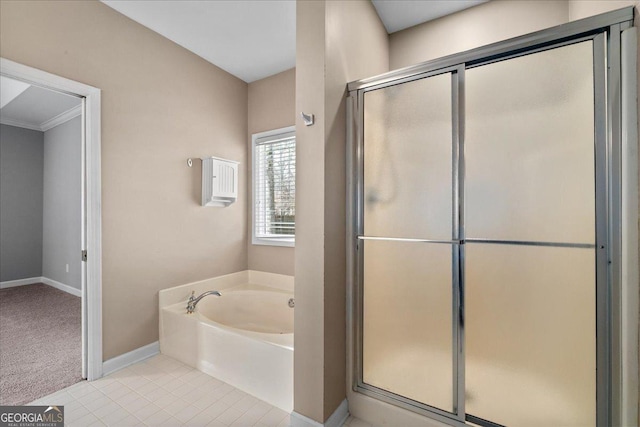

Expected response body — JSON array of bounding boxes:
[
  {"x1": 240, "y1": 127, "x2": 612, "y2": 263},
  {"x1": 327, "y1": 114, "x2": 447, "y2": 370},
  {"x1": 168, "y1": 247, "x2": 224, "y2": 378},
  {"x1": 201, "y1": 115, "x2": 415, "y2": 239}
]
[{"x1": 294, "y1": 0, "x2": 389, "y2": 423}]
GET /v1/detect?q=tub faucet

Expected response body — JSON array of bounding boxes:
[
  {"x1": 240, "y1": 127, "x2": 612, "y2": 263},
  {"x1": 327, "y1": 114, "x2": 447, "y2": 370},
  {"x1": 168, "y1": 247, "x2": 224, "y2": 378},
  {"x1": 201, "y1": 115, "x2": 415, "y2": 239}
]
[{"x1": 186, "y1": 290, "x2": 221, "y2": 314}]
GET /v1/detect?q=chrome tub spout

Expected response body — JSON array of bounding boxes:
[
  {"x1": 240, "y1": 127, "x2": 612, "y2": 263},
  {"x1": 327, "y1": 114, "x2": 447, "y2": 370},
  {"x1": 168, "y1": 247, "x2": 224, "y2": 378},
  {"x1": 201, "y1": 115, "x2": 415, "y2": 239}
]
[{"x1": 186, "y1": 290, "x2": 221, "y2": 314}]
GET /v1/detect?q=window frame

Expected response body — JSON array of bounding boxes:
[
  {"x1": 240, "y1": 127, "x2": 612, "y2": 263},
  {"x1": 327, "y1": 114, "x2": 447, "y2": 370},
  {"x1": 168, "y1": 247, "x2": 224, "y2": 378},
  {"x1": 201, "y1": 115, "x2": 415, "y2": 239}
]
[{"x1": 251, "y1": 125, "x2": 296, "y2": 247}]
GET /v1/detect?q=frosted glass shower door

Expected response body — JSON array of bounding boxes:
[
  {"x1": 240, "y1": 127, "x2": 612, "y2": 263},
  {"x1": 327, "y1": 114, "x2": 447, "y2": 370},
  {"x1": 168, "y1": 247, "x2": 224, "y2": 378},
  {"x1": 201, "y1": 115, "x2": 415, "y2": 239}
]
[
  {"x1": 464, "y1": 41, "x2": 597, "y2": 427},
  {"x1": 360, "y1": 72, "x2": 455, "y2": 412}
]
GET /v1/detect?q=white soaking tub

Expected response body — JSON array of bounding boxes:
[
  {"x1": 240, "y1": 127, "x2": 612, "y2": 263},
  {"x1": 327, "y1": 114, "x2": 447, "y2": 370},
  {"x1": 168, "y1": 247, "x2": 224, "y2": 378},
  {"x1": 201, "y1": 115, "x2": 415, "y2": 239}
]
[{"x1": 159, "y1": 271, "x2": 293, "y2": 412}]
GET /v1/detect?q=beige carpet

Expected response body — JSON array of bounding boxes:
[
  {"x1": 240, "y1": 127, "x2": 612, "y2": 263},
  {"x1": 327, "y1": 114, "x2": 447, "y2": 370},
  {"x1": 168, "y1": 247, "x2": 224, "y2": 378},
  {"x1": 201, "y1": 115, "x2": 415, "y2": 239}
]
[{"x1": 0, "y1": 283, "x2": 82, "y2": 405}]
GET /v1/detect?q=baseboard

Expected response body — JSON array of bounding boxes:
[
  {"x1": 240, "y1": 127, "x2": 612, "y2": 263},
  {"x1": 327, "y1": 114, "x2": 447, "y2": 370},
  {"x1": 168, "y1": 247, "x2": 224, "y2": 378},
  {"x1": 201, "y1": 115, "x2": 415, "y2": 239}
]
[
  {"x1": 102, "y1": 341, "x2": 160, "y2": 376},
  {"x1": 291, "y1": 399, "x2": 349, "y2": 427},
  {"x1": 0, "y1": 277, "x2": 42, "y2": 289},
  {"x1": 41, "y1": 277, "x2": 82, "y2": 297},
  {"x1": 0, "y1": 276, "x2": 82, "y2": 298}
]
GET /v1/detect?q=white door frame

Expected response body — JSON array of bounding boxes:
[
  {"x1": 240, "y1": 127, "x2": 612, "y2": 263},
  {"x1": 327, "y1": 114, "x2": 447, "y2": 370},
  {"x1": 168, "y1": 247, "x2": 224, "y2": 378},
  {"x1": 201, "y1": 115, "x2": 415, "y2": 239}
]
[{"x1": 0, "y1": 58, "x2": 103, "y2": 381}]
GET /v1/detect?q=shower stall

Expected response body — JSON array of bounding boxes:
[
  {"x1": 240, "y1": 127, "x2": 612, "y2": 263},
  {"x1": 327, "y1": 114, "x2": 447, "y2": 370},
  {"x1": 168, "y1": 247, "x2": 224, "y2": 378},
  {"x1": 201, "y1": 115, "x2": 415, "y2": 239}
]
[{"x1": 347, "y1": 8, "x2": 637, "y2": 427}]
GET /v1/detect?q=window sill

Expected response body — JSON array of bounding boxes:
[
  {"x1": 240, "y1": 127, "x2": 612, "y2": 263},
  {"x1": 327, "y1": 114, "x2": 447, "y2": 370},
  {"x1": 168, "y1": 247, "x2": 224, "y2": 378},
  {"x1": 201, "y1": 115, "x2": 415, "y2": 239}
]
[{"x1": 252, "y1": 237, "x2": 295, "y2": 248}]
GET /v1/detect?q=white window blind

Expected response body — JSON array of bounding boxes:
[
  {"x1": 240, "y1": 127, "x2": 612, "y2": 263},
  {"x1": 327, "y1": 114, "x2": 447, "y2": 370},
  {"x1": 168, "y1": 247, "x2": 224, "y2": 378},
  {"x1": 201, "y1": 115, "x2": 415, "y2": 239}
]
[{"x1": 253, "y1": 127, "x2": 295, "y2": 246}]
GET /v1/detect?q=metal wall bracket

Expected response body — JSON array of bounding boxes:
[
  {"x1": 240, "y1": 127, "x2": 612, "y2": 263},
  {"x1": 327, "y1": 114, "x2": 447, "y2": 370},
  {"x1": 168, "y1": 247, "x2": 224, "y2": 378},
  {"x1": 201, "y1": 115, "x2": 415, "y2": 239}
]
[{"x1": 301, "y1": 112, "x2": 314, "y2": 126}]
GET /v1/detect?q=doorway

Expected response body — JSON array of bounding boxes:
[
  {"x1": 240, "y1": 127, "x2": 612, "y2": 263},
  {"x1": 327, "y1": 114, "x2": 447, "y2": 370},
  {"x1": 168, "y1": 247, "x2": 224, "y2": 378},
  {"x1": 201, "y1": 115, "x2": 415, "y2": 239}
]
[
  {"x1": 0, "y1": 77, "x2": 83, "y2": 404},
  {"x1": 0, "y1": 58, "x2": 103, "y2": 395}
]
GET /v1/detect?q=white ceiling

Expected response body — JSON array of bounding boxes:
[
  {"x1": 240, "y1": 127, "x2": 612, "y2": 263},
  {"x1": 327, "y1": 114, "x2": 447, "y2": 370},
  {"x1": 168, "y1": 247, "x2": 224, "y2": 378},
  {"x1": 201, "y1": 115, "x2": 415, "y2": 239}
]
[
  {"x1": 372, "y1": 0, "x2": 488, "y2": 34},
  {"x1": 0, "y1": 76, "x2": 30, "y2": 109},
  {"x1": 0, "y1": 77, "x2": 82, "y2": 132},
  {"x1": 100, "y1": 0, "x2": 487, "y2": 84}
]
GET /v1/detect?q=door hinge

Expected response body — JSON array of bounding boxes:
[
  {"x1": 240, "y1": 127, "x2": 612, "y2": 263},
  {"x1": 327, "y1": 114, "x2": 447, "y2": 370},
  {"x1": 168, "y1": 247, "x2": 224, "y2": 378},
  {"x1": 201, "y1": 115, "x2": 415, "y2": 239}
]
[{"x1": 82, "y1": 250, "x2": 87, "y2": 262}]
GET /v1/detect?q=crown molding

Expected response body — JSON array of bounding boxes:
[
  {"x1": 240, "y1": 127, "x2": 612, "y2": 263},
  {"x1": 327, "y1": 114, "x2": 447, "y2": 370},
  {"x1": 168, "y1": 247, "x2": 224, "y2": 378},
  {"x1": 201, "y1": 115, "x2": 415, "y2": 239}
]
[
  {"x1": 40, "y1": 104, "x2": 82, "y2": 131},
  {"x1": 0, "y1": 117, "x2": 42, "y2": 131},
  {"x1": 0, "y1": 104, "x2": 81, "y2": 132}
]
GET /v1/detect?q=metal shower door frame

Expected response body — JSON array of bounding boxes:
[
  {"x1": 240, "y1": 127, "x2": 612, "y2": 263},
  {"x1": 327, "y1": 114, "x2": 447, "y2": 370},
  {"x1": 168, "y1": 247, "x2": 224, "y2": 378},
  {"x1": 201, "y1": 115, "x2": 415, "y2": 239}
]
[{"x1": 346, "y1": 7, "x2": 635, "y2": 427}]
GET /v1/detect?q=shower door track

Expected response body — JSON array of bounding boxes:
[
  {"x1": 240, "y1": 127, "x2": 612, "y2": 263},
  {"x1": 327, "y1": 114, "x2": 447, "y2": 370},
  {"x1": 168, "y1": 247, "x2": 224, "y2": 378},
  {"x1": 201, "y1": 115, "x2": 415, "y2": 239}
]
[{"x1": 347, "y1": 7, "x2": 636, "y2": 427}]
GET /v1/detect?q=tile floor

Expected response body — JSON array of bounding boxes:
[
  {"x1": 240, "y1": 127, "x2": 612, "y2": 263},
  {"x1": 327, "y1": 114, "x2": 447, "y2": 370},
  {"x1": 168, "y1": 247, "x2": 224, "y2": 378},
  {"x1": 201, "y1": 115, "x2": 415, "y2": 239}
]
[
  {"x1": 30, "y1": 354, "x2": 290, "y2": 427},
  {"x1": 29, "y1": 353, "x2": 372, "y2": 427},
  {"x1": 343, "y1": 416, "x2": 373, "y2": 427}
]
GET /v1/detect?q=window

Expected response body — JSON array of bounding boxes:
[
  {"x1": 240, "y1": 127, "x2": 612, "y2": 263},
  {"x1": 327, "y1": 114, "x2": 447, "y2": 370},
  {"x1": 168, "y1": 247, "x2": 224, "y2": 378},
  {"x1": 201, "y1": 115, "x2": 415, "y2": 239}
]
[{"x1": 252, "y1": 126, "x2": 295, "y2": 246}]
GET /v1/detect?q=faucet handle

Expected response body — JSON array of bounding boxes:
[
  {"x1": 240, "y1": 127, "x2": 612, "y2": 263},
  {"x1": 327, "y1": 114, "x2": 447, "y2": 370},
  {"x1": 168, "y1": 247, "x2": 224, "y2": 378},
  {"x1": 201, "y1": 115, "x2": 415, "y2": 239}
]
[{"x1": 186, "y1": 291, "x2": 196, "y2": 314}]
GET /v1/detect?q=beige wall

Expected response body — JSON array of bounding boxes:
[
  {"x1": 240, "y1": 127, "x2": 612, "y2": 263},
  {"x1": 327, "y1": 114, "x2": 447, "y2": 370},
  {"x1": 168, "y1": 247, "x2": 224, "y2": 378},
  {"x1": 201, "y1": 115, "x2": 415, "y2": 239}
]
[
  {"x1": 0, "y1": 0, "x2": 248, "y2": 360},
  {"x1": 247, "y1": 68, "x2": 296, "y2": 276},
  {"x1": 389, "y1": 1, "x2": 568, "y2": 70},
  {"x1": 389, "y1": 0, "x2": 639, "y2": 71},
  {"x1": 294, "y1": 0, "x2": 388, "y2": 422},
  {"x1": 295, "y1": 1, "x2": 327, "y2": 421},
  {"x1": 568, "y1": 0, "x2": 639, "y2": 20}
]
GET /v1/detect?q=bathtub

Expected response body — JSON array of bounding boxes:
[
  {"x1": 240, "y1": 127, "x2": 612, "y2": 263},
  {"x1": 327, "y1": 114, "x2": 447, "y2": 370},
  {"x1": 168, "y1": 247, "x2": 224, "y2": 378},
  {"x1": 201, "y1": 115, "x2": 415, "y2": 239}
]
[{"x1": 159, "y1": 270, "x2": 293, "y2": 412}]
